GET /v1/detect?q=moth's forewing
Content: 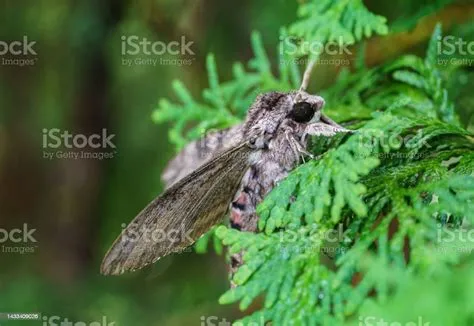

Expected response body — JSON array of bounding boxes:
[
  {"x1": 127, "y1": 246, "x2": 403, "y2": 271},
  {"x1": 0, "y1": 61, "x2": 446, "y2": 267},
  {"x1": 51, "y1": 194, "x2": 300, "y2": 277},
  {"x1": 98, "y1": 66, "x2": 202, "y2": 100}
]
[
  {"x1": 101, "y1": 143, "x2": 252, "y2": 275},
  {"x1": 162, "y1": 125, "x2": 244, "y2": 188}
]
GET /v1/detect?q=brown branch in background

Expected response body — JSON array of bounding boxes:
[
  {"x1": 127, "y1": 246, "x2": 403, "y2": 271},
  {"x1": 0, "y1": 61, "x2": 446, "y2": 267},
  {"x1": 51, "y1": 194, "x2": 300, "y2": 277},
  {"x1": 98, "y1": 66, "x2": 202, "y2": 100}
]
[{"x1": 365, "y1": 3, "x2": 474, "y2": 67}]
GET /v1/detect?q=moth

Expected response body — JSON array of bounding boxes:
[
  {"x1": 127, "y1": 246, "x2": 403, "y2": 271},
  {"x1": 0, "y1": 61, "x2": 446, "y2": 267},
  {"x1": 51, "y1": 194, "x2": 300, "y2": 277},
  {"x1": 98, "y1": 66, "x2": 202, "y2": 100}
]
[{"x1": 101, "y1": 62, "x2": 350, "y2": 275}]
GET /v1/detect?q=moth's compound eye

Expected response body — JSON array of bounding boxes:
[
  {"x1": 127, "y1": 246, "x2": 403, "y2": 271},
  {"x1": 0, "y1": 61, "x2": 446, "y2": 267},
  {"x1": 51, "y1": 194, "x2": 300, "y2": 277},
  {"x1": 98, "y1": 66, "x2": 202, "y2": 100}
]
[{"x1": 289, "y1": 101, "x2": 315, "y2": 123}]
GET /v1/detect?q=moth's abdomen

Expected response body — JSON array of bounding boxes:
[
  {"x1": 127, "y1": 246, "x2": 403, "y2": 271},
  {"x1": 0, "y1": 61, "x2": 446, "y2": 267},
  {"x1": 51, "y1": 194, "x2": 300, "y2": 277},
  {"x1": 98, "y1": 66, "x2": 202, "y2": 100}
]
[
  {"x1": 228, "y1": 134, "x2": 303, "y2": 282},
  {"x1": 230, "y1": 184, "x2": 257, "y2": 231},
  {"x1": 229, "y1": 149, "x2": 296, "y2": 232}
]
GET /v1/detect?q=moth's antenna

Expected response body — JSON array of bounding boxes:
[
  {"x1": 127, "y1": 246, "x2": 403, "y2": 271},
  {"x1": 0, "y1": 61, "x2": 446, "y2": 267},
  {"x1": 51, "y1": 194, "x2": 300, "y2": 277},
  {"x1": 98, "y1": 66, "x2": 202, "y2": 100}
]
[
  {"x1": 295, "y1": 58, "x2": 317, "y2": 102},
  {"x1": 299, "y1": 58, "x2": 316, "y2": 92}
]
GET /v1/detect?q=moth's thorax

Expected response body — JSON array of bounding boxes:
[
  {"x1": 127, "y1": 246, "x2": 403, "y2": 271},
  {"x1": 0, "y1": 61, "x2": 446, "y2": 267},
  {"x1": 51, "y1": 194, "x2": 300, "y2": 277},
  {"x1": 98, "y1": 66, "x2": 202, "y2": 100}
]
[
  {"x1": 254, "y1": 118, "x2": 306, "y2": 164},
  {"x1": 243, "y1": 92, "x2": 291, "y2": 140},
  {"x1": 243, "y1": 92, "x2": 312, "y2": 170}
]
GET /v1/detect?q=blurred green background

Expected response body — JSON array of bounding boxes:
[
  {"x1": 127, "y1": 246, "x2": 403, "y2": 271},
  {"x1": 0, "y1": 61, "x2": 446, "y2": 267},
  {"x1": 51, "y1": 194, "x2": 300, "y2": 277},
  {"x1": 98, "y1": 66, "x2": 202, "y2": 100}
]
[{"x1": 0, "y1": 0, "x2": 473, "y2": 325}]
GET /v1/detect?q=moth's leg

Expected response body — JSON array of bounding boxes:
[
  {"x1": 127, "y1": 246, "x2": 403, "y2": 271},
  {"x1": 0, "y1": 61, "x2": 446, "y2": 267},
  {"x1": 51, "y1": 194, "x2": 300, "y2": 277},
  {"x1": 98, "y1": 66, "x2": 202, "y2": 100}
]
[
  {"x1": 284, "y1": 131, "x2": 313, "y2": 163},
  {"x1": 284, "y1": 131, "x2": 301, "y2": 161},
  {"x1": 294, "y1": 139, "x2": 314, "y2": 160}
]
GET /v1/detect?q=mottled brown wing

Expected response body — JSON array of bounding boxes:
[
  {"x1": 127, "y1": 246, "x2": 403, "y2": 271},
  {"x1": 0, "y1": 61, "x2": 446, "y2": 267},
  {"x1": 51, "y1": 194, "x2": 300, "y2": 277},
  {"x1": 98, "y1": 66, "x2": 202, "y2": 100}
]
[
  {"x1": 101, "y1": 142, "x2": 251, "y2": 275},
  {"x1": 162, "y1": 125, "x2": 244, "y2": 188}
]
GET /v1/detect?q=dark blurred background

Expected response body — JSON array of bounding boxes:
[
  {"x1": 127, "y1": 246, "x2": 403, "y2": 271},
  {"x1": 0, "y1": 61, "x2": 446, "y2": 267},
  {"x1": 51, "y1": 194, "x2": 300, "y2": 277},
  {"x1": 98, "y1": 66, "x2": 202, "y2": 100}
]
[{"x1": 0, "y1": 0, "x2": 473, "y2": 325}]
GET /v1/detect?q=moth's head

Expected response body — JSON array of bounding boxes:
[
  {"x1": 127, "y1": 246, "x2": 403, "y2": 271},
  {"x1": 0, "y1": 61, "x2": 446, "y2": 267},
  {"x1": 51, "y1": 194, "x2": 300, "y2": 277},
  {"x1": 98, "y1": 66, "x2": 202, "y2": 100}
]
[
  {"x1": 245, "y1": 91, "x2": 325, "y2": 131},
  {"x1": 286, "y1": 91, "x2": 325, "y2": 124},
  {"x1": 244, "y1": 91, "x2": 349, "y2": 143}
]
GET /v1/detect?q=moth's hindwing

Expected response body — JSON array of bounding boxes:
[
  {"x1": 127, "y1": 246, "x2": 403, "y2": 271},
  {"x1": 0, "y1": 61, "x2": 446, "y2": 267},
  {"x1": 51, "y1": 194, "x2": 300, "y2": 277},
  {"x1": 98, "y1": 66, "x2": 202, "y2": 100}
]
[{"x1": 101, "y1": 142, "x2": 252, "y2": 275}]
